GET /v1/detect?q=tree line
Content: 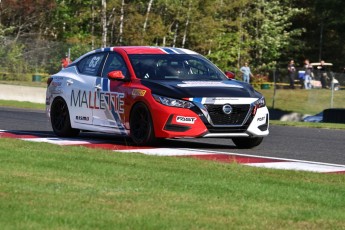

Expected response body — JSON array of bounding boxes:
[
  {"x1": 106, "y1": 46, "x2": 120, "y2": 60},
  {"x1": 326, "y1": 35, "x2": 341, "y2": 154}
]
[{"x1": 0, "y1": 0, "x2": 344, "y2": 79}]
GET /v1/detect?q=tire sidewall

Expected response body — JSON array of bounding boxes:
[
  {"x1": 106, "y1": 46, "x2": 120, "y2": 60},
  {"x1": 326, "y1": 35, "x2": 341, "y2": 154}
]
[
  {"x1": 130, "y1": 102, "x2": 155, "y2": 145},
  {"x1": 51, "y1": 97, "x2": 79, "y2": 137}
]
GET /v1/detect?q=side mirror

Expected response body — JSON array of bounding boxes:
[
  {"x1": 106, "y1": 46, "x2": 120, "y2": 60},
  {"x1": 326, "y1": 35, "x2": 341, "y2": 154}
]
[
  {"x1": 108, "y1": 70, "x2": 125, "y2": 80},
  {"x1": 225, "y1": 71, "x2": 235, "y2": 79}
]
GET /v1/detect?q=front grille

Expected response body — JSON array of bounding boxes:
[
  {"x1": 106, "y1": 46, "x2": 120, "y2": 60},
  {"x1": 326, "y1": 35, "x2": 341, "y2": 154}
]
[{"x1": 204, "y1": 104, "x2": 250, "y2": 125}]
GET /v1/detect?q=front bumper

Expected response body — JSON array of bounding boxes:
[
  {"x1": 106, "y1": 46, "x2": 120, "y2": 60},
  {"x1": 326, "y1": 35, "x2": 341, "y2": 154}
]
[{"x1": 150, "y1": 101, "x2": 269, "y2": 139}]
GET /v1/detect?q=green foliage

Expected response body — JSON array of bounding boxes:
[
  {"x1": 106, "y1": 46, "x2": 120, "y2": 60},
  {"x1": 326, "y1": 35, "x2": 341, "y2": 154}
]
[
  {"x1": 0, "y1": 43, "x2": 28, "y2": 80},
  {"x1": 245, "y1": 1, "x2": 304, "y2": 69},
  {"x1": 207, "y1": 31, "x2": 240, "y2": 71},
  {"x1": 0, "y1": 0, "x2": 344, "y2": 76}
]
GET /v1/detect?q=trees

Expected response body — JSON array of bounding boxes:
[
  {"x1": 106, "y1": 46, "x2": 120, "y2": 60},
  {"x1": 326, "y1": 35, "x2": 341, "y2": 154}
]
[
  {"x1": 247, "y1": 0, "x2": 303, "y2": 69},
  {"x1": 0, "y1": 0, "x2": 344, "y2": 75}
]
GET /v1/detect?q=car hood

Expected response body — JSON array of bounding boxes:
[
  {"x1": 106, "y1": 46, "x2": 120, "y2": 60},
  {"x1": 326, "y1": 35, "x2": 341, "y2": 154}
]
[{"x1": 140, "y1": 79, "x2": 259, "y2": 98}]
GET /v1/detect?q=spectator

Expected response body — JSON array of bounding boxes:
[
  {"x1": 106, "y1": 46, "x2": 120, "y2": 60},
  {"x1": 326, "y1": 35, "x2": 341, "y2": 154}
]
[
  {"x1": 317, "y1": 60, "x2": 328, "y2": 88},
  {"x1": 240, "y1": 62, "x2": 253, "y2": 84},
  {"x1": 303, "y1": 59, "x2": 313, "y2": 89},
  {"x1": 61, "y1": 54, "x2": 71, "y2": 69},
  {"x1": 287, "y1": 59, "x2": 296, "y2": 89}
]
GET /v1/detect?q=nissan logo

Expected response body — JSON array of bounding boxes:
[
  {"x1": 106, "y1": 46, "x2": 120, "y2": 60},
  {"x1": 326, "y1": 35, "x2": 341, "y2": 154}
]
[{"x1": 222, "y1": 104, "x2": 232, "y2": 114}]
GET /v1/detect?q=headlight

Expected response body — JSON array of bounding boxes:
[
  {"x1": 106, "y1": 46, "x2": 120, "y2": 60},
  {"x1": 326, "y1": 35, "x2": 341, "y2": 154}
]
[
  {"x1": 254, "y1": 97, "x2": 266, "y2": 108},
  {"x1": 252, "y1": 97, "x2": 266, "y2": 115},
  {"x1": 152, "y1": 94, "x2": 194, "y2": 108}
]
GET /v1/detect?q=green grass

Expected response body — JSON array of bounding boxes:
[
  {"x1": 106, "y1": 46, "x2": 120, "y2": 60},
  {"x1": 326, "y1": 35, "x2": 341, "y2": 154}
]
[
  {"x1": 0, "y1": 80, "x2": 47, "y2": 88},
  {"x1": 1, "y1": 138, "x2": 345, "y2": 229},
  {"x1": 259, "y1": 88, "x2": 345, "y2": 115},
  {"x1": 0, "y1": 100, "x2": 45, "y2": 110},
  {"x1": 269, "y1": 120, "x2": 345, "y2": 129}
]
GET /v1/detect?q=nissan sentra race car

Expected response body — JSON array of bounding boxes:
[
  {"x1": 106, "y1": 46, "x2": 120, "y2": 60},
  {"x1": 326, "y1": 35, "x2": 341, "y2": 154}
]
[{"x1": 46, "y1": 46, "x2": 269, "y2": 148}]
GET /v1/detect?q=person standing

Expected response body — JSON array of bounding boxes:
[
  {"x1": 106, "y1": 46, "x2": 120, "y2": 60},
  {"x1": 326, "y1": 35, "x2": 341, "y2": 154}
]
[
  {"x1": 318, "y1": 60, "x2": 328, "y2": 88},
  {"x1": 287, "y1": 59, "x2": 296, "y2": 89},
  {"x1": 240, "y1": 62, "x2": 253, "y2": 84},
  {"x1": 61, "y1": 54, "x2": 71, "y2": 69},
  {"x1": 303, "y1": 59, "x2": 313, "y2": 89}
]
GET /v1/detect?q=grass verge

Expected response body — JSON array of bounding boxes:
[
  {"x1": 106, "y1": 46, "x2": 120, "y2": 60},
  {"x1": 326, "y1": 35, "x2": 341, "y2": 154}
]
[
  {"x1": 259, "y1": 88, "x2": 345, "y2": 115},
  {"x1": 1, "y1": 138, "x2": 345, "y2": 229},
  {"x1": 269, "y1": 120, "x2": 345, "y2": 130},
  {"x1": 0, "y1": 100, "x2": 45, "y2": 110}
]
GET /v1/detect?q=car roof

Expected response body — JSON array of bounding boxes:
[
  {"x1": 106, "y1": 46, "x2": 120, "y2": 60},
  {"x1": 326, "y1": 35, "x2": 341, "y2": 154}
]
[
  {"x1": 114, "y1": 46, "x2": 199, "y2": 55},
  {"x1": 72, "y1": 46, "x2": 199, "y2": 64}
]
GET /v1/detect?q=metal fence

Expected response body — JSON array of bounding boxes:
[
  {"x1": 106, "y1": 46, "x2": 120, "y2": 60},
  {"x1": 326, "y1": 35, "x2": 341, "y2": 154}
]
[
  {"x1": 258, "y1": 67, "x2": 345, "y2": 121},
  {"x1": 0, "y1": 36, "x2": 90, "y2": 81}
]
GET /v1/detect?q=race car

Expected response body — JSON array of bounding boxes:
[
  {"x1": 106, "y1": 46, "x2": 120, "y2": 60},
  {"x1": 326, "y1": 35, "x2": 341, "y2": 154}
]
[{"x1": 46, "y1": 46, "x2": 269, "y2": 148}]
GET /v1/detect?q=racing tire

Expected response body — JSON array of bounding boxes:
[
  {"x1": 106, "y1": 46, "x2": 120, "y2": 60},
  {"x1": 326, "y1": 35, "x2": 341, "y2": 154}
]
[
  {"x1": 130, "y1": 103, "x2": 156, "y2": 146},
  {"x1": 50, "y1": 97, "x2": 80, "y2": 137},
  {"x1": 232, "y1": 137, "x2": 263, "y2": 149}
]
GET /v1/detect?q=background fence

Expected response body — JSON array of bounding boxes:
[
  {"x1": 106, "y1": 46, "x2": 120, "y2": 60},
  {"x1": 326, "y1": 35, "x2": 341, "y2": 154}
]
[{"x1": 0, "y1": 36, "x2": 90, "y2": 82}]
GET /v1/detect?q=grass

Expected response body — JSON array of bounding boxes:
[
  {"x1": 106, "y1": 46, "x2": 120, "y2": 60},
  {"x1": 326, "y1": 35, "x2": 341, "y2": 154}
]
[
  {"x1": 0, "y1": 80, "x2": 46, "y2": 88},
  {"x1": 269, "y1": 120, "x2": 345, "y2": 129},
  {"x1": 0, "y1": 100, "x2": 45, "y2": 110},
  {"x1": 1, "y1": 83, "x2": 345, "y2": 229},
  {"x1": 1, "y1": 138, "x2": 345, "y2": 229},
  {"x1": 259, "y1": 88, "x2": 345, "y2": 115}
]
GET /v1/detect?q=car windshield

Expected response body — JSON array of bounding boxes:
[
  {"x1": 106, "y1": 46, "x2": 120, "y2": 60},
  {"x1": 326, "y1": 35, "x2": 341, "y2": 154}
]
[{"x1": 129, "y1": 54, "x2": 227, "y2": 81}]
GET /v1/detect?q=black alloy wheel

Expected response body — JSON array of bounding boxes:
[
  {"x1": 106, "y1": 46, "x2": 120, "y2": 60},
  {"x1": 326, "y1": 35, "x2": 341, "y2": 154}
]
[
  {"x1": 130, "y1": 103, "x2": 156, "y2": 145},
  {"x1": 50, "y1": 97, "x2": 80, "y2": 137}
]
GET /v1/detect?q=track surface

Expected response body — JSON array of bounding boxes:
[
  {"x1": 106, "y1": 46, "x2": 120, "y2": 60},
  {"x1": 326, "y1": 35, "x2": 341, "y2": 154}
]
[{"x1": 1, "y1": 107, "x2": 344, "y2": 172}]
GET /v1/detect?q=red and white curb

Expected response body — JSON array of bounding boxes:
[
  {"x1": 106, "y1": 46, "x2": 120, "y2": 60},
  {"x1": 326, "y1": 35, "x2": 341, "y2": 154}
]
[{"x1": 1, "y1": 130, "x2": 345, "y2": 174}]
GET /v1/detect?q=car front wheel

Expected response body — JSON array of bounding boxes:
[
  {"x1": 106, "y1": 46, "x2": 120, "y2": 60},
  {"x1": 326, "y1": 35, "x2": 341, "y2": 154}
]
[
  {"x1": 232, "y1": 137, "x2": 263, "y2": 149},
  {"x1": 50, "y1": 97, "x2": 80, "y2": 137},
  {"x1": 130, "y1": 103, "x2": 156, "y2": 145}
]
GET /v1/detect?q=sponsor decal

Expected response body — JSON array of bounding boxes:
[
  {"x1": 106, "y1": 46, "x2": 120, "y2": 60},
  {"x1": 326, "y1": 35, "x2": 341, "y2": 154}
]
[
  {"x1": 70, "y1": 89, "x2": 124, "y2": 113},
  {"x1": 76, "y1": 116, "x2": 90, "y2": 121},
  {"x1": 212, "y1": 97, "x2": 239, "y2": 101},
  {"x1": 177, "y1": 81, "x2": 243, "y2": 88},
  {"x1": 257, "y1": 116, "x2": 265, "y2": 122},
  {"x1": 132, "y1": 89, "x2": 146, "y2": 96},
  {"x1": 189, "y1": 97, "x2": 257, "y2": 105},
  {"x1": 176, "y1": 116, "x2": 197, "y2": 124}
]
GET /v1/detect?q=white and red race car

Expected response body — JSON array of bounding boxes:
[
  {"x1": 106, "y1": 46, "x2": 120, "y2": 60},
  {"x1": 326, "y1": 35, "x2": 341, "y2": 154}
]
[{"x1": 46, "y1": 46, "x2": 269, "y2": 148}]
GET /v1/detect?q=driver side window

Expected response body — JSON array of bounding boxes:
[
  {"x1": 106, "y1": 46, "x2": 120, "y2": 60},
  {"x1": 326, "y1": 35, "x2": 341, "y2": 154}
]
[
  {"x1": 102, "y1": 53, "x2": 129, "y2": 78},
  {"x1": 77, "y1": 53, "x2": 106, "y2": 76}
]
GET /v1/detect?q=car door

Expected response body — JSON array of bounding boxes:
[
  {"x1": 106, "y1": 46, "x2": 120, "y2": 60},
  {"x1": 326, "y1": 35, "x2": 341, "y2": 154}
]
[
  {"x1": 68, "y1": 52, "x2": 107, "y2": 126},
  {"x1": 92, "y1": 52, "x2": 129, "y2": 135}
]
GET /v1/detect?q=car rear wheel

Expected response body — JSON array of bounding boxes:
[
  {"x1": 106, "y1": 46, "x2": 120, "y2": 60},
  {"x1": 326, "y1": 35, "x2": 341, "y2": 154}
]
[
  {"x1": 130, "y1": 103, "x2": 156, "y2": 145},
  {"x1": 232, "y1": 137, "x2": 263, "y2": 149},
  {"x1": 50, "y1": 97, "x2": 80, "y2": 137}
]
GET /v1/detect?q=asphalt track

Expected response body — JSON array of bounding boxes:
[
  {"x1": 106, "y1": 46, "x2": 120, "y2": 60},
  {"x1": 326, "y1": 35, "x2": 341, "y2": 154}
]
[{"x1": 0, "y1": 106, "x2": 344, "y2": 172}]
